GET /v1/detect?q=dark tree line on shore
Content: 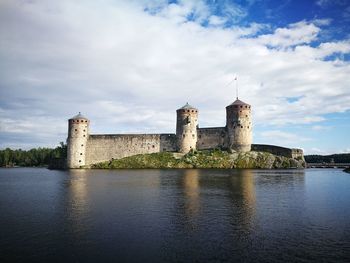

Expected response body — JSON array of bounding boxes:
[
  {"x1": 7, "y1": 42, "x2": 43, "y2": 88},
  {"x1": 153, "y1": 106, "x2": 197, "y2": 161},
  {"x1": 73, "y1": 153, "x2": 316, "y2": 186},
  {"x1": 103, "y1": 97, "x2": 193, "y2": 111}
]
[
  {"x1": 0, "y1": 142, "x2": 67, "y2": 167},
  {"x1": 305, "y1": 153, "x2": 350, "y2": 163}
]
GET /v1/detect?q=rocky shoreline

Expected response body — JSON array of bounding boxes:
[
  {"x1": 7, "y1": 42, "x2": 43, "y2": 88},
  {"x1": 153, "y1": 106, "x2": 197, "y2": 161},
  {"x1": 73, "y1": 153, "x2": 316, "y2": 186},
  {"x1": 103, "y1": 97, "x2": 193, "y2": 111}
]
[{"x1": 91, "y1": 150, "x2": 306, "y2": 169}]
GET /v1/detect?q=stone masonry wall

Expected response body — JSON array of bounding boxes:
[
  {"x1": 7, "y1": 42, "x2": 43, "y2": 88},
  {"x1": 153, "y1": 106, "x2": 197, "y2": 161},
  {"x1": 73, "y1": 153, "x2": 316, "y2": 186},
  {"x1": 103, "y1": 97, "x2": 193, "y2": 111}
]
[
  {"x1": 82, "y1": 133, "x2": 304, "y2": 166},
  {"x1": 197, "y1": 127, "x2": 228, "y2": 150},
  {"x1": 226, "y1": 104, "x2": 252, "y2": 152},
  {"x1": 176, "y1": 109, "x2": 198, "y2": 153},
  {"x1": 291, "y1": 149, "x2": 305, "y2": 160},
  {"x1": 251, "y1": 144, "x2": 304, "y2": 159},
  {"x1": 85, "y1": 134, "x2": 177, "y2": 165},
  {"x1": 67, "y1": 119, "x2": 89, "y2": 168}
]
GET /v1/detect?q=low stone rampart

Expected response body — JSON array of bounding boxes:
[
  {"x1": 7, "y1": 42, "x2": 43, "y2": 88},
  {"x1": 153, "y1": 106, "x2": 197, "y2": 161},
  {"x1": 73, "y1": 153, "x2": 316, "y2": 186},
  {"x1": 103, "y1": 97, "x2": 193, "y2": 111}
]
[
  {"x1": 251, "y1": 144, "x2": 304, "y2": 159},
  {"x1": 82, "y1": 134, "x2": 303, "y2": 166},
  {"x1": 85, "y1": 133, "x2": 176, "y2": 165}
]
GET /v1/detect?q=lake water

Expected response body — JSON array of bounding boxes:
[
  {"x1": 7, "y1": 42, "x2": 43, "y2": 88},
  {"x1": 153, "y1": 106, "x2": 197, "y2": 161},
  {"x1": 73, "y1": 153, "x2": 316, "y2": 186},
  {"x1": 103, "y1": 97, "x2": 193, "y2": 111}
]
[{"x1": 0, "y1": 168, "x2": 349, "y2": 262}]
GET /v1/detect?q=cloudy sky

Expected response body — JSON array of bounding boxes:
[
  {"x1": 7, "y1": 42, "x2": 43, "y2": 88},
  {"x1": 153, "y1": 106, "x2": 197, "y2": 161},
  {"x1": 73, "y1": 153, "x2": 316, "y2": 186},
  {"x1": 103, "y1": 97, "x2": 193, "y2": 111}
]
[{"x1": 0, "y1": 0, "x2": 349, "y2": 154}]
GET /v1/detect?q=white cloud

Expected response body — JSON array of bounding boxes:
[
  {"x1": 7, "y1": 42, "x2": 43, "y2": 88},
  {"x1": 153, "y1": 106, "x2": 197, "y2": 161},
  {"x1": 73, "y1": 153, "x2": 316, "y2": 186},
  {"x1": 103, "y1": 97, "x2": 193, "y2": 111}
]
[
  {"x1": 0, "y1": 0, "x2": 349, "y2": 149},
  {"x1": 316, "y1": 0, "x2": 330, "y2": 7},
  {"x1": 316, "y1": 0, "x2": 348, "y2": 8},
  {"x1": 208, "y1": 15, "x2": 227, "y2": 26},
  {"x1": 222, "y1": 1, "x2": 247, "y2": 22},
  {"x1": 259, "y1": 130, "x2": 310, "y2": 148},
  {"x1": 257, "y1": 21, "x2": 321, "y2": 48},
  {"x1": 306, "y1": 147, "x2": 350, "y2": 155},
  {"x1": 311, "y1": 125, "x2": 331, "y2": 131},
  {"x1": 152, "y1": 0, "x2": 210, "y2": 24}
]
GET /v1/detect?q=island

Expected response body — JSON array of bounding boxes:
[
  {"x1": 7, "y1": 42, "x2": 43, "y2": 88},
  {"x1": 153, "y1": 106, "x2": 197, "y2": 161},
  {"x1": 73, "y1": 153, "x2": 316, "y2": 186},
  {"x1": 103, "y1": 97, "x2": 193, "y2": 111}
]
[{"x1": 65, "y1": 98, "x2": 305, "y2": 169}]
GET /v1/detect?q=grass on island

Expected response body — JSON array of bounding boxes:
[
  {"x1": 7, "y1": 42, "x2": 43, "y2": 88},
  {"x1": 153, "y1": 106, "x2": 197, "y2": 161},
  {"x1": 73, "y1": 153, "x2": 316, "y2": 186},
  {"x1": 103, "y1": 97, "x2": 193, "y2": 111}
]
[
  {"x1": 91, "y1": 149, "x2": 305, "y2": 169},
  {"x1": 91, "y1": 149, "x2": 232, "y2": 169}
]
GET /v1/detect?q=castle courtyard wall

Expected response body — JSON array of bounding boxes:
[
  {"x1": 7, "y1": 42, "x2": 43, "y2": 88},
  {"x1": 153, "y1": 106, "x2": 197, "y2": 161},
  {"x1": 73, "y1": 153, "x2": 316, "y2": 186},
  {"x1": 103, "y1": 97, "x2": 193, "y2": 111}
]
[
  {"x1": 83, "y1": 134, "x2": 304, "y2": 166},
  {"x1": 85, "y1": 134, "x2": 177, "y2": 165},
  {"x1": 197, "y1": 127, "x2": 227, "y2": 150}
]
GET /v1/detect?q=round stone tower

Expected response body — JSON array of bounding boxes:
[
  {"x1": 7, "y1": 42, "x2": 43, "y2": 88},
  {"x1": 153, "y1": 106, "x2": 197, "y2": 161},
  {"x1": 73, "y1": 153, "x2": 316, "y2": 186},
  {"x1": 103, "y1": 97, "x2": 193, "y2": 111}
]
[
  {"x1": 67, "y1": 112, "x2": 89, "y2": 168},
  {"x1": 176, "y1": 103, "x2": 198, "y2": 153},
  {"x1": 226, "y1": 98, "x2": 252, "y2": 152}
]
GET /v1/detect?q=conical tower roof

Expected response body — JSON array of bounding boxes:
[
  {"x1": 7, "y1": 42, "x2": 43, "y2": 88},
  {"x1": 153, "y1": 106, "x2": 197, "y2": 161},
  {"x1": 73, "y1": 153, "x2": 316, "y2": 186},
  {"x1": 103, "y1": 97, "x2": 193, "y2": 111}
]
[
  {"x1": 227, "y1": 98, "x2": 250, "y2": 107},
  {"x1": 177, "y1": 102, "x2": 197, "y2": 111},
  {"x1": 69, "y1": 112, "x2": 89, "y2": 120}
]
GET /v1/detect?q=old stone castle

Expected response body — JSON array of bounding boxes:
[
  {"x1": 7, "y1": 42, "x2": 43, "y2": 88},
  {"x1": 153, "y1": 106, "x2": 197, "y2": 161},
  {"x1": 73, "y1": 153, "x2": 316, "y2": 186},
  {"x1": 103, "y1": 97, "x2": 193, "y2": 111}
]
[{"x1": 67, "y1": 98, "x2": 303, "y2": 168}]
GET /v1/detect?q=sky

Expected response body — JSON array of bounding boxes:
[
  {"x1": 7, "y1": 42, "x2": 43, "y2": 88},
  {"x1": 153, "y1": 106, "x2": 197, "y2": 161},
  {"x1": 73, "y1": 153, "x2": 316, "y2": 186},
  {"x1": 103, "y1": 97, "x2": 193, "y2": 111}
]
[{"x1": 0, "y1": 0, "x2": 349, "y2": 154}]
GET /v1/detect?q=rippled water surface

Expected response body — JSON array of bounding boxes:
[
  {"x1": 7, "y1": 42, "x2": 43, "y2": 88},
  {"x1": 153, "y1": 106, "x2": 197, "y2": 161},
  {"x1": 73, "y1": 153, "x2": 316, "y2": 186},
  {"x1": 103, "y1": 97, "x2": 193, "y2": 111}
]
[{"x1": 0, "y1": 168, "x2": 349, "y2": 262}]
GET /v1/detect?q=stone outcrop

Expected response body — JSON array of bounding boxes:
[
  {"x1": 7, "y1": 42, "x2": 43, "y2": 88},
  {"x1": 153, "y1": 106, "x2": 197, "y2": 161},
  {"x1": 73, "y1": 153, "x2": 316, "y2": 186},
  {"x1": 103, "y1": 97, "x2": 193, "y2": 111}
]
[{"x1": 91, "y1": 150, "x2": 306, "y2": 169}]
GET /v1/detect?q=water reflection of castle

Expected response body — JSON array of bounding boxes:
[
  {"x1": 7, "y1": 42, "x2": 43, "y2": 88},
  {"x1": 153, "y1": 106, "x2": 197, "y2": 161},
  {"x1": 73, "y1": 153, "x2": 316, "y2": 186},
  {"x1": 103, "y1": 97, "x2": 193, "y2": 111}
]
[
  {"x1": 65, "y1": 169, "x2": 306, "y2": 248},
  {"x1": 172, "y1": 169, "x2": 257, "y2": 231}
]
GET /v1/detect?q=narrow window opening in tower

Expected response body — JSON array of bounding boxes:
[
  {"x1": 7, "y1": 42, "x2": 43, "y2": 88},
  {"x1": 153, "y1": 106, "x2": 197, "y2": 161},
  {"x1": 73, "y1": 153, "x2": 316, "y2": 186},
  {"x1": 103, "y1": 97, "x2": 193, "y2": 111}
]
[
  {"x1": 192, "y1": 134, "x2": 195, "y2": 138},
  {"x1": 198, "y1": 135, "x2": 202, "y2": 139},
  {"x1": 81, "y1": 144, "x2": 83, "y2": 146},
  {"x1": 83, "y1": 129, "x2": 86, "y2": 132},
  {"x1": 246, "y1": 115, "x2": 248, "y2": 117},
  {"x1": 75, "y1": 129, "x2": 77, "y2": 131},
  {"x1": 152, "y1": 145, "x2": 155, "y2": 148},
  {"x1": 79, "y1": 160, "x2": 81, "y2": 163},
  {"x1": 240, "y1": 111, "x2": 242, "y2": 113},
  {"x1": 241, "y1": 126, "x2": 243, "y2": 128},
  {"x1": 240, "y1": 106, "x2": 243, "y2": 108},
  {"x1": 183, "y1": 134, "x2": 185, "y2": 138},
  {"x1": 80, "y1": 153, "x2": 83, "y2": 155},
  {"x1": 83, "y1": 135, "x2": 86, "y2": 137}
]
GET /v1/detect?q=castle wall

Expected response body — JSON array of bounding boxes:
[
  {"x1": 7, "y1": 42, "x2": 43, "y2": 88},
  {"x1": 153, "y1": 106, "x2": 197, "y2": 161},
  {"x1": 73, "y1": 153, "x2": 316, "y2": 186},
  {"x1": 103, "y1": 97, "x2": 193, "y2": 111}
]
[
  {"x1": 197, "y1": 127, "x2": 227, "y2": 150},
  {"x1": 251, "y1": 144, "x2": 304, "y2": 159},
  {"x1": 85, "y1": 134, "x2": 177, "y2": 165},
  {"x1": 291, "y1": 148, "x2": 305, "y2": 160}
]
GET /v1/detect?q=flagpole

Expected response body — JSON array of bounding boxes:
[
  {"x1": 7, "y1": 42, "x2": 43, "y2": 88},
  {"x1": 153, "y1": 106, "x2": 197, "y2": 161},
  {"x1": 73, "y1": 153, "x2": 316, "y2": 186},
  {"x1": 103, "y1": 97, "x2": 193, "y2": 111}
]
[{"x1": 235, "y1": 75, "x2": 238, "y2": 99}]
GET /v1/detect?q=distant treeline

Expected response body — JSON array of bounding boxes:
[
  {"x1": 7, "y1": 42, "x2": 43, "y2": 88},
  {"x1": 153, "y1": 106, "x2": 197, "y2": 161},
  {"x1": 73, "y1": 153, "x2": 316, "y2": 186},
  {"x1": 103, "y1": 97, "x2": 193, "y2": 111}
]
[
  {"x1": 305, "y1": 153, "x2": 350, "y2": 163},
  {"x1": 0, "y1": 142, "x2": 67, "y2": 167}
]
